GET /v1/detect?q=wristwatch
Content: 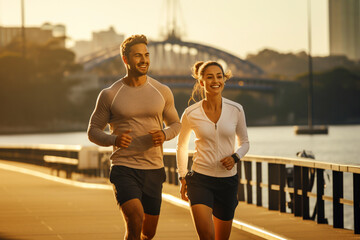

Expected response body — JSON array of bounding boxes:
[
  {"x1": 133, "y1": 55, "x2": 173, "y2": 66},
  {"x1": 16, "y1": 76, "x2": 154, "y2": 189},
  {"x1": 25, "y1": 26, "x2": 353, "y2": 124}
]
[{"x1": 231, "y1": 153, "x2": 241, "y2": 163}]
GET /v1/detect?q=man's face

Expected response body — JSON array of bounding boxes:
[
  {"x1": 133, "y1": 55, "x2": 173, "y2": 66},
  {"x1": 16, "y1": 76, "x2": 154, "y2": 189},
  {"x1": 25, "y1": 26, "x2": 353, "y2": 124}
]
[{"x1": 124, "y1": 43, "x2": 150, "y2": 76}]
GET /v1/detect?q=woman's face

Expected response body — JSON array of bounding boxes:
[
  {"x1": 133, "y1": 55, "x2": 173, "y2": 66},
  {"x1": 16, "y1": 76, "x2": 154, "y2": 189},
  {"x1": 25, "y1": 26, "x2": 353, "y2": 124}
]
[{"x1": 200, "y1": 65, "x2": 225, "y2": 97}]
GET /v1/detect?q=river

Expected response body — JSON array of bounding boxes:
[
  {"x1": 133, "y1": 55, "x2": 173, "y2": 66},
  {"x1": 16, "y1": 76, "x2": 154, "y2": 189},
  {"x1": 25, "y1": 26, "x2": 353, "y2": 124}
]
[{"x1": 0, "y1": 125, "x2": 359, "y2": 166}]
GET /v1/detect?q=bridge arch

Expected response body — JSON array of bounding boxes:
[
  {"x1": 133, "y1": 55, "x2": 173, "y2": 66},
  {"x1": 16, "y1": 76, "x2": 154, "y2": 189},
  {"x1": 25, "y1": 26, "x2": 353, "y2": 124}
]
[{"x1": 79, "y1": 39, "x2": 265, "y2": 78}]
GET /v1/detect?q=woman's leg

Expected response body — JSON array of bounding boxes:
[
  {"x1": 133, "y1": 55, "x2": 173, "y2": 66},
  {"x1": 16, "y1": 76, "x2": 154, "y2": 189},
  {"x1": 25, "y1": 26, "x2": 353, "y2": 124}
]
[
  {"x1": 191, "y1": 204, "x2": 215, "y2": 240},
  {"x1": 213, "y1": 215, "x2": 233, "y2": 240}
]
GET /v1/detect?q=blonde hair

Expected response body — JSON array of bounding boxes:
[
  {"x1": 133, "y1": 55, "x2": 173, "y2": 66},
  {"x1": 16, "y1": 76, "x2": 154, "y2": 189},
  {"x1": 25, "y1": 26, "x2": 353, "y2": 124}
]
[{"x1": 188, "y1": 61, "x2": 232, "y2": 105}]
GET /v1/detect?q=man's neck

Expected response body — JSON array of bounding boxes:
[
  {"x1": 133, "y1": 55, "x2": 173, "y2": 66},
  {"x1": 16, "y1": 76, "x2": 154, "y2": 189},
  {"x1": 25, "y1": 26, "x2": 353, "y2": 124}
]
[{"x1": 123, "y1": 74, "x2": 147, "y2": 87}]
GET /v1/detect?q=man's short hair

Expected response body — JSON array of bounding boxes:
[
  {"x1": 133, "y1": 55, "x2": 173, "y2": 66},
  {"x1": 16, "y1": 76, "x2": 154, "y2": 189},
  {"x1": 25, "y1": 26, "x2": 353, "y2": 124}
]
[{"x1": 120, "y1": 34, "x2": 148, "y2": 58}]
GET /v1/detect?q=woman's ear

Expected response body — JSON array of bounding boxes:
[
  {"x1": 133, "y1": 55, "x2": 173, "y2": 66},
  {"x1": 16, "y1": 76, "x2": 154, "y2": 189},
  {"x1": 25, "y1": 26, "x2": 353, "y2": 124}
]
[{"x1": 199, "y1": 80, "x2": 204, "y2": 87}]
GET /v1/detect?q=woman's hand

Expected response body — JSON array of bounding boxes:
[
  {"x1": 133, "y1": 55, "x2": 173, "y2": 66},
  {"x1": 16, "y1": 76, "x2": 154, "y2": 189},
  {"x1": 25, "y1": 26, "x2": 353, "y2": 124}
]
[
  {"x1": 180, "y1": 178, "x2": 188, "y2": 201},
  {"x1": 220, "y1": 156, "x2": 236, "y2": 170}
]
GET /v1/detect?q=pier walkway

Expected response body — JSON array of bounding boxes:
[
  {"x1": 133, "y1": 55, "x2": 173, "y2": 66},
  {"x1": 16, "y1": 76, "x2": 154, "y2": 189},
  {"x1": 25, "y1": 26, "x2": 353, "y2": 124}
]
[{"x1": 0, "y1": 160, "x2": 358, "y2": 240}]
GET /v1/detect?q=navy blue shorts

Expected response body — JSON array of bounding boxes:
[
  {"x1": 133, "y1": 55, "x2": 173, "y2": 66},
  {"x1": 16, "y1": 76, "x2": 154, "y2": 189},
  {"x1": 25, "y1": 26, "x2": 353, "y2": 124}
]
[
  {"x1": 109, "y1": 165, "x2": 166, "y2": 215},
  {"x1": 185, "y1": 171, "x2": 239, "y2": 221}
]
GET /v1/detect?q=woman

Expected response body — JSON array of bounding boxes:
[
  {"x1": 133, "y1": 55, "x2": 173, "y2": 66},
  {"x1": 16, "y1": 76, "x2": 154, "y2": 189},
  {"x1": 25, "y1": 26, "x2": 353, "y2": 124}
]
[{"x1": 176, "y1": 61, "x2": 250, "y2": 240}]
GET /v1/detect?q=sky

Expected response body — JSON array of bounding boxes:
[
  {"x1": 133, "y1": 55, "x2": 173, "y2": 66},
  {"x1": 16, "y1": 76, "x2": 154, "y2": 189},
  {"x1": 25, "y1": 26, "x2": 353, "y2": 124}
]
[{"x1": 0, "y1": 0, "x2": 329, "y2": 58}]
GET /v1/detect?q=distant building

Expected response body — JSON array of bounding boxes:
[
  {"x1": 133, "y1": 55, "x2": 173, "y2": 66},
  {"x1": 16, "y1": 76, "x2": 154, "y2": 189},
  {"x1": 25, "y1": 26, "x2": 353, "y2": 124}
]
[
  {"x1": 329, "y1": 0, "x2": 360, "y2": 61},
  {"x1": 72, "y1": 26, "x2": 124, "y2": 60},
  {"x1": 0, "y1": 23, "x2": 66, "y2": 48}
]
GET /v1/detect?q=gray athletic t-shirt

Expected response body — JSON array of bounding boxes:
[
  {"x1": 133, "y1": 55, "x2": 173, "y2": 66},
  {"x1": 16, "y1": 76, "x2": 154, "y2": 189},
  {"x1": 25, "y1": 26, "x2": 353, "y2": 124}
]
[{"x1": 87, "y1": 76, "x2": 181, "y2": 169}]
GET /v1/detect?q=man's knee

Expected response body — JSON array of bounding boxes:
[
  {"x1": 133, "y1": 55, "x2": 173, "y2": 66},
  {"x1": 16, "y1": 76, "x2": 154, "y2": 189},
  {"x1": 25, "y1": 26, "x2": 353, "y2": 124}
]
[
  {"x1": 121, "y1": 199, "x2": 144, "y2": 238},
  {"x1": 141, "y1": 231, "x2": 155, "y2": 240},
  {"x1": 141, "y1": 213, "x2": 159, "y2": 240}
]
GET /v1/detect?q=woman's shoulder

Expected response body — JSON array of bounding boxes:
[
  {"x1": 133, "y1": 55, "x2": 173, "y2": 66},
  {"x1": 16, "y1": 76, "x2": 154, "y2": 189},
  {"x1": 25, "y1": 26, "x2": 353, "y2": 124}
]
[
  {"x1": 223, "y1": 98, "x2": 244, "y2": 112},
  {"x1": 184, "y1": 101, "x2": 202, "y2": 116}
]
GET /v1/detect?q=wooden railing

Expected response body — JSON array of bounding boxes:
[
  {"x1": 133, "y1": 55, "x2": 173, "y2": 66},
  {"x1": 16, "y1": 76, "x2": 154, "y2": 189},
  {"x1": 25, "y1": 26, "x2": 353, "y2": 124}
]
[
  {"x1": 238, "y1": 155, "x2": 360, "y2": 235},
  {"x1": 0, "y1": 145, "x2": 359, "y2": 234}
]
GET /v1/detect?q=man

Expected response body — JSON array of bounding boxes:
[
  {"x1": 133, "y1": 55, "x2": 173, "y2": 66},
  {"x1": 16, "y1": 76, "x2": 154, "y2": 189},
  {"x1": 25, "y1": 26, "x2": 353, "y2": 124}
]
[{"x1": 87, "y1": 34, "x2": 181, "y2": 240}]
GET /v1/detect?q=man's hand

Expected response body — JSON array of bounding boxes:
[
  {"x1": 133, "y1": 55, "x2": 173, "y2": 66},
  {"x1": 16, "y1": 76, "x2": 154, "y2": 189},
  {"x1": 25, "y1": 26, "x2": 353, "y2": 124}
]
[
  {"x1": 149, "y1": 130, "x2": 165, "y2": 147},
  {"x1": 220, "y1": 156, "x2": 236, "y2": 170},
  {"x1": 115, "y1": 129, "x2": 132, "y2": 148}
]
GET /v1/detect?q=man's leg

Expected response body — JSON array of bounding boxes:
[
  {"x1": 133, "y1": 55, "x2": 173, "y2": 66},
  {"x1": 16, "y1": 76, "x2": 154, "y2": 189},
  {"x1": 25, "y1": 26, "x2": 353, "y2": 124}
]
[
  {"x1": 121, "y1": 198, "x2": 144, "y2": 240},
  {"x1": 140, "y1": 168, "x2": 166, "y2": 239},
  {"x1": 141, "y1": 213, "x2": 160, "y2": 240}
]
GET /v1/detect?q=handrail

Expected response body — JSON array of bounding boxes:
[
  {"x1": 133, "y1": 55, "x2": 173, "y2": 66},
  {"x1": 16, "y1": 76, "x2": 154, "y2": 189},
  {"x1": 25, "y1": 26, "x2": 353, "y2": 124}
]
[{"x1": 242, "y1": 155, "x2": 360, "y2": 173}]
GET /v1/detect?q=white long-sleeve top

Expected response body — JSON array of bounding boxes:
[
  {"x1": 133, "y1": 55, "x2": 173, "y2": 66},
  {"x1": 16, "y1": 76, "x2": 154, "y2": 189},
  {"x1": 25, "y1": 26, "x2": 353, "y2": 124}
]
[{"x1": 176, "y1": 98, "x2": 249, "y2": 178}]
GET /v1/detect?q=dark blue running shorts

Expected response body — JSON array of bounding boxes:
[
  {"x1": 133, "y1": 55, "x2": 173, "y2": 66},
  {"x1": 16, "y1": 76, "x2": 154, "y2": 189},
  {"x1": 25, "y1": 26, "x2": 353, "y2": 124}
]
[
  {"x1": 185, "y1": 171, "x2": 239, "y2": 221},
  {"x1": 109, "y1": 165, "x2": 166, "y2": 215}
]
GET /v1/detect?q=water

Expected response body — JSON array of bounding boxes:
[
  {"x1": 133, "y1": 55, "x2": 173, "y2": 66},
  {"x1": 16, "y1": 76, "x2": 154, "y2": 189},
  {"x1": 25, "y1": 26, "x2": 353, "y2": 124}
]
[
  {"x1": 0, "y1": 125, "x2": 359, "y2": 230},
  {"x1": 1, "y1": 125, "x2": 359, "y2": 166}
]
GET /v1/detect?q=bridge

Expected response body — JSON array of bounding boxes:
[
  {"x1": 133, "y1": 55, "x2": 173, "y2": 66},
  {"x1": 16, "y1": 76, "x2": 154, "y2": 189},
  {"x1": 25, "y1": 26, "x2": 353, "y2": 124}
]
[
  {"x1": 77, "y1": 37, "x2": 297, "y2": 94},
  {"x1": 79, "y1": 38, "x2": 264, "y2": 77}
]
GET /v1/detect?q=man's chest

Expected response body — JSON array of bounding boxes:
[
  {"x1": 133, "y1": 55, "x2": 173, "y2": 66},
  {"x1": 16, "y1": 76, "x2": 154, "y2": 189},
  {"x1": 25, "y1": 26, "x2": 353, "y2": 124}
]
[{"x1": 111, "y1": 87, "x2": 165, "y2": 118}]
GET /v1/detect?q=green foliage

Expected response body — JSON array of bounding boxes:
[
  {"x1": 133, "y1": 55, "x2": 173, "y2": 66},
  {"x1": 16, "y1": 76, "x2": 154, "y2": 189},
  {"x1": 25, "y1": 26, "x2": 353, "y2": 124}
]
[
  {"x1": 0, "y1": 40, "x2": 85, "y2": 132},
  {"x1": 246, "y1": 48, "x2": 360, "y2": 80},
  {"x1": 296, "y1": 67, "x2": 360, "y2": 124}
]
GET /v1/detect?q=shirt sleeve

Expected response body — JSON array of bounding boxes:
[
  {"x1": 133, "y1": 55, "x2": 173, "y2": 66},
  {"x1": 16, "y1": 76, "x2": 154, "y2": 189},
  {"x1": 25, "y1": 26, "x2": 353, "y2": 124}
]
[
  {"x1": 162, "y1": 87, "x2": 181, "y2": 141},
  {"x1": 87, "y1": 90, "x2": 117, "y2": 146},
  {"x1": 176, "y1": 111, "x2": 192, "y2": 178},
  {"x1": 235, "y1": 106, "x2": 250, "y2": 158}
]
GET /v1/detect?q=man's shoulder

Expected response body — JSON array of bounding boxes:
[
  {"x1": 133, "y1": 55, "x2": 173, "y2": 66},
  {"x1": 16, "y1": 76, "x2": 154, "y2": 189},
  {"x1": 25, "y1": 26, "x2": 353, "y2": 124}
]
[
  {"x1": 99, "y1": 79, "x2": 124, "y2": 99},
  {"x1": 147, "y1": 76, "x2": 169, "y2": 89},
  {"x1": 147, "y1": 76, "x2": 173, "y2": 96}
]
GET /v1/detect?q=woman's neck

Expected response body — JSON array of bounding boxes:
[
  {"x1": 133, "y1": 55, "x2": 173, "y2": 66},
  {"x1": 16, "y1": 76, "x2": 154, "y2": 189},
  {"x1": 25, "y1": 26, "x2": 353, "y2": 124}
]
[{"x1": 203, "y1": 94, "x2": 222, "y2": 111}]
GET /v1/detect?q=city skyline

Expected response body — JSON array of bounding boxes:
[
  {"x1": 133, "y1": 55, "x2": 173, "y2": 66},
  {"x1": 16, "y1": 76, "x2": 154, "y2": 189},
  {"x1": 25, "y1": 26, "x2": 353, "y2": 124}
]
[{"x1": 0, "y1": 0, "x2": 329, "y2": 58}]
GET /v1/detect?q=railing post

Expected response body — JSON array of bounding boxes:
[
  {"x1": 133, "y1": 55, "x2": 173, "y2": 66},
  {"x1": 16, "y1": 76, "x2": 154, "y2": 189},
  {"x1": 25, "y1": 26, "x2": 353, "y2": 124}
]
[
  {"x1": 244, "y1": 161, "x2": 252, "y2": 204},
  {"x1": 164, "y1": 155, "x2": 176, "y2": 184},
  {"x1": 237, "y1": 160, "x2": 245, "y2": 201},
  {"x1": 302, "y1": 167, "x2": 310, "y2": 219},
  {"x1": 354, "y1": 173, "x2": 360, "y2": 234},
  {"x1": 256, "y1": 162, "x2": 262, "y2": 207},
  {"x1": 333, "y1": 170, "x2": 344, "y2": 228},
  {"x1": 279, "y1": 164, "x2": 286, "y2": 212},
  {"x1": 293, "y1": 166, "x2": 302, "y2": 217},
  {"x1": 316, "y1": 168, "x2": 327, "y2": 224},
  {"x1": 268, "y1": 163, "x2": 279, "y2": 210}
]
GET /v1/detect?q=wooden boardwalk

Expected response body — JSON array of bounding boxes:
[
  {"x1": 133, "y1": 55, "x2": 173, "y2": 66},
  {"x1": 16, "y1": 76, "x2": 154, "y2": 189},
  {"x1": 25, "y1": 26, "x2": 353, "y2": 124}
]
[
  {"x1": 0, "y1": 161, "x2": 261, "y2": 240},
  {"x1": 0, "y1": 160, "x2": 358, "y2": 240}
]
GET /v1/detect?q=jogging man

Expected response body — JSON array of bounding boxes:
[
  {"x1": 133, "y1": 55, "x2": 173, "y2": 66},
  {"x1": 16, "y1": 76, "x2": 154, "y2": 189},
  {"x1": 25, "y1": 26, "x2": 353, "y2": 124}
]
[{"x1": 87, "y1": 34, "x2": 181, "y2": 240}]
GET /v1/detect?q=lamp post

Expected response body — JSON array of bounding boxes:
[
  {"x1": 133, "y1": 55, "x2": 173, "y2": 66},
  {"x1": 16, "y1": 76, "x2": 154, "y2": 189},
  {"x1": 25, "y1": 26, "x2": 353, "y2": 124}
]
[
  {"x1": 21, "y1": 0, "x2": 26, "y2": 58},
  {"x1": 307, "y1": 0, "x2": 314, "y2": 129}
]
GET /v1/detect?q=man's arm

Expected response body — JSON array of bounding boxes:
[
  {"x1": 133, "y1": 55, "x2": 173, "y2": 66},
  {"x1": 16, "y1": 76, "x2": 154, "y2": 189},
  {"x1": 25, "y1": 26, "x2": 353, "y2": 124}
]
[{"x1": 87, "y1": 90, "x2": 117, "y2": 146}]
